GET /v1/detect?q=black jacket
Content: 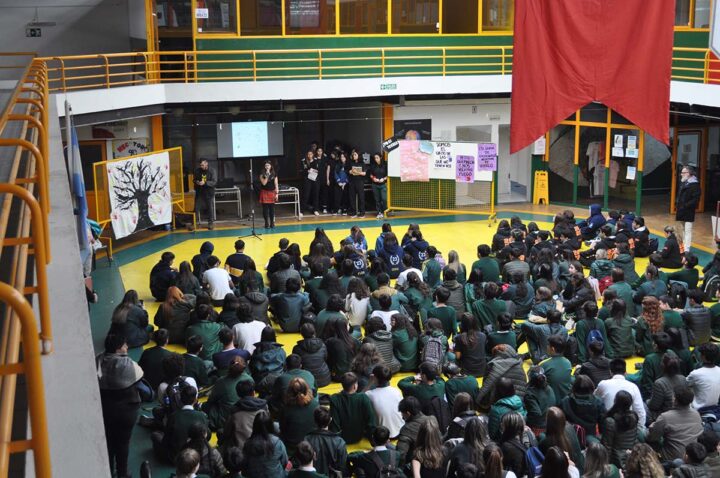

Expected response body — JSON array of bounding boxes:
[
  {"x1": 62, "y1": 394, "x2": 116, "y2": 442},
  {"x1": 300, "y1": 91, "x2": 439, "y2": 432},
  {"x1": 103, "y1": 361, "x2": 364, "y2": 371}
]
[
  {"x1": 683, "y1": 305, "x2": 712, "y2": 345},
  {"x1": 292, "y1": 338, "x2": 331, "y2": 387},
  {"x1": 676, "y1": 179, "x2": 701, "y2": 222},
  {"x1": 576, "y1": 356, "x2": 613, "y2": 387},
  {"x1": 304, "y1": 429, "x2": 347, "y2": 476},
  {"x1": 660, "y1": 234, "x2": 683, "y2": 269},
  {"x1": 149, "y1": 261, "x2": 177, "y2": 301}
]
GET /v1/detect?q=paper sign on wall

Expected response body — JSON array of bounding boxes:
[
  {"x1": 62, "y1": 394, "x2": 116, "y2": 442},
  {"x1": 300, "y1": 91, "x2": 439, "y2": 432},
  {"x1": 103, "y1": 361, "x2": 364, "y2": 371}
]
[
  {"x1": 195, "y1": 8, "x2": 209, "y2": 18},
  {"x1": 456, "y1": 155, "x2": 475, "y2": 182},
  {"x1": 477, "y1": 143, "x2": 497, "y2": 171},
  {"x1": 398, "y1": 140, "x2": 430, "y2": 182},
  {"x1": 614, "y1": 134, "x2": 624, "y2": 147},
  {"x1": 533, "y1": 136, "x2": 547, "y2": 155},
  {"x1": 432, "y1": 142, "x2": 454, "y2": 175}
]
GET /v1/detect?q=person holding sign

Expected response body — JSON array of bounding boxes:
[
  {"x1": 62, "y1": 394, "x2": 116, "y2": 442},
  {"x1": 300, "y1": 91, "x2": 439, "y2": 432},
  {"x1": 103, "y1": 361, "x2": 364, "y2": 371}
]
[
  {"x1": 259, "y1": 160, "x2": 279, "y2": 229},
  {"x1": 301, "y1": 150, "x2": 320, "y2": 216},
  {"x1": 348, "y1": 150, "x2": 367, "y2": 218},
  {"x1": 369, "y1": 153, "x2": 387, "y2": 219}
]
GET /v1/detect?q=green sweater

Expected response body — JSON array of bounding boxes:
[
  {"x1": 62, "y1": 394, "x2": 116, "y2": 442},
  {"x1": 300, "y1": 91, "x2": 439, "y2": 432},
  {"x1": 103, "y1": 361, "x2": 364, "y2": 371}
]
[
  {"x1": 427, "y1": 305, "x2": 457, "y2": 337},
  {"x1": 445, "y1": 375, "x2": 479, "y2": 407},
  {"x1": 329, "y1": 391, "x2": 377, "y2": 444},
  {"x1": 392, "y1": 329, "x2": 419, "y2": 372},
  {"x1": 487, "y1": 330, "x2": 517, "y2": 354},
  {"x1": 164, "y1": 408, "x2": 209, "y2": 458},
  {"x1": 183, "y1": 353, "x2": 211, "y2": 388},
  {"x1": 524, "y1": 385, "x2": 556, "y2": 429},
  {"x1": 423, "y1": 259, "x2": 443, "y2": 289},
  {"x1": 539, "y1": 355, "x2": 573, "y2": 405},
  {"x1": 186, "y1": 320, "x2": 224, "y2": 360},
  {"x1": 470, "y1": 298, "x2": 506, "y2": 330},
  {"x1": 471, "y1": 257, "x2": 501, "y2": 284},
  {"x1": 397, "y1": 377, "x2": 446, "y2": 404},
  {"x1": 711, "y1": 303, "x2": 720, "y2": 338},
  {"x1": 639, "y1": 350, "x2": 677, "y2": 399},
  {"x1": 280, "y1": 397, "x2": 320, "y2": 452},
  {"x1": 138, "y1": 345, "x2": 173, "y2": 390},
  {"x1": 607, "y1": 281, "x2": 636, "y2": 318},
  {"x1": 575, "y1": 318, "x2": 613, "y2": 362},
  {"x1": 663, "y1": 309, "x2": 684, "y2": 331},
  {"x1": 604, "y1": 316, "x2": 636, "y2": 358},
  {"x1": 201, "y1": 372, "x2": 253, "y2": 431}
]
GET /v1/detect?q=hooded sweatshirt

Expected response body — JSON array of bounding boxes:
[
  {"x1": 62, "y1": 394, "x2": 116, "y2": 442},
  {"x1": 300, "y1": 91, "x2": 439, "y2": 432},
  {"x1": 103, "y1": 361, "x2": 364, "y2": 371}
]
[
  {"x1": 403, "y1": 239, "x2": 429, "y2": 269},
  {"x1": 223, "y1": 395, "x2": 268, "y2": 452},
  {"x1": 489, "y1": 395, "x2": 526, "y2": 440},
  {"x1": 613, "y1": 253, "x2": 640, "y2": 284},
  {"x1": 249, "y1": 342, "x2": 286, "y2": 382},
  {"x1": 560, "y1": 393, "x2": 605, "y2": 437},
  {"x1": 238, "y1": 291, "x2": 269, "y2": 323},
  {"x1": 477, "y1": 345, "x2": 528, "y2": 407},
  {"x1": 192, "y1": 241, "x2": 215, "y2": 280},
  {"x1": 292, "y1": 338, "x2": 331, "y2": 387},
  {"x1": 364, "y1": 330, "x2": 401, "y2": 373},
  {"x1": 581, "y1": 204, "x2": 606, "y2": 238}
]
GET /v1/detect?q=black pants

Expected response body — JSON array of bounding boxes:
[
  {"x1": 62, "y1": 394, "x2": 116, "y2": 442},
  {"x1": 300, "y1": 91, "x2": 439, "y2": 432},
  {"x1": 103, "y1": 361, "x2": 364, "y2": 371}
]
[
  {"x1": 302, "y1": 178, "x2": 319, "y2": 212},
  {"x1": 194, "y1": 190, "x2": 215, "y2": 223},
  {"x1": 103, "y1": 401, "x2": 140, "y2": 477},
  {"x1": 262, "y1": 203, "x2": 275, "y2": 226},
  {"x1": 348, "y1": 180, "x2": 365, "y2": 215},
  {"x1": 319, "y1": 180, "x2": 332, "y2": 211},
  {"x1": 334, "y1": 184, "x2": 348, "y2": 212}
]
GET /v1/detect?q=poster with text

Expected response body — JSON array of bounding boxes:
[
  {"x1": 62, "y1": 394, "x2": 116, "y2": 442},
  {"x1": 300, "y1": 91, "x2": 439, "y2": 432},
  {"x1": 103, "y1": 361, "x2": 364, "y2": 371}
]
[
  {"x1": 456, "y1": 155, "x2": 475, "y2": 182},
  {"x1": 477, "y1": 143, "x2": 498, "y2": 171},
  {"x1": 107, "y1": 151, "x2": 172, "y2": 239},
  {"x1": 430, "y1": 142, "x2": 455, "y2": 180},
  {"x1": 397, "y1": 141, "x2": 430, "y2": 182}
]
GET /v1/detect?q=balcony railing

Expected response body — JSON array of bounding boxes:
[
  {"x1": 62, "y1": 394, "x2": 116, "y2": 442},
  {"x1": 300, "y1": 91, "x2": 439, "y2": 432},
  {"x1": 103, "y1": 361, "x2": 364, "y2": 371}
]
[
  {"x1": 37, "y1": 46, "x2": 720, "y2": 93},
  {"x1": 0, "y1": 53, "x2": 52, "y2": 478}
]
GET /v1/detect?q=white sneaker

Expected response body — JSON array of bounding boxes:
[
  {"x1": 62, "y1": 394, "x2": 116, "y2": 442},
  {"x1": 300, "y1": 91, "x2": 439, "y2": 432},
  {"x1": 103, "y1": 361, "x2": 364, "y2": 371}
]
[
  {"x1": 351, "y1": 214, "x2": 358, "y2": 218},
  {"x1": 322, "y1": 208, "x2": 328, "y2": 214},
  {"x1": 298, "y1": 212, "x2": 303, "y2": 219},
  {"x1": 314, "y1": 210, "x2": 320, "y2": 216}
]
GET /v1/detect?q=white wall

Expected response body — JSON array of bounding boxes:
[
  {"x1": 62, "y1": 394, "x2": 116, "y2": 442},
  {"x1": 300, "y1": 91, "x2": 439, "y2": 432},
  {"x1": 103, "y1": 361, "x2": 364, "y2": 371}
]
[
  {"x1": 0, "y1": 1, "x2": 130, "y2": 60},
  {"x1": 76, "y1": 116, "x2": 152, "y2": 159}
]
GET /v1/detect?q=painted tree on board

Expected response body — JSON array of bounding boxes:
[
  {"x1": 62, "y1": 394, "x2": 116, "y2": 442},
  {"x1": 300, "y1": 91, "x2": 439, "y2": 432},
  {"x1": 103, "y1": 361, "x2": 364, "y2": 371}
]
[{"x1": 110, "y1": 159, "x2": 167, "y2": 233}]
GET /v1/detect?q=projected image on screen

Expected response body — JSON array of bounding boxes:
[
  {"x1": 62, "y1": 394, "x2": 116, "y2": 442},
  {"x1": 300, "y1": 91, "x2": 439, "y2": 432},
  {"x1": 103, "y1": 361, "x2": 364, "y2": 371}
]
[{"x1": 232, "y1": 122, "x2": 269, "y2": 157}]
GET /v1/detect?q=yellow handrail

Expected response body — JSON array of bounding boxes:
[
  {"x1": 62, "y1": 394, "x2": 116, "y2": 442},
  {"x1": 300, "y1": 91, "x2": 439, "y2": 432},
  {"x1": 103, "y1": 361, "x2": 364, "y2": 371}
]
[
  {"x1": 37, "y1": 45, "x2": 720, "y2": 92},
  {"x1": 0, "y1": 282, "x2": 51, "y2": 478}
]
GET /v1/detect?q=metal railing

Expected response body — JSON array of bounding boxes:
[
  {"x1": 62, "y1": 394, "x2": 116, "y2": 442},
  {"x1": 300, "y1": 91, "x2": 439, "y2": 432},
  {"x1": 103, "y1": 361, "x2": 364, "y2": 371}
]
[
  {"x1": 0, "y1": 53, "x2": 52, "y2": 477},
  {"x1": 37, "y1": 46, "x2": 720, "y2": 92}
]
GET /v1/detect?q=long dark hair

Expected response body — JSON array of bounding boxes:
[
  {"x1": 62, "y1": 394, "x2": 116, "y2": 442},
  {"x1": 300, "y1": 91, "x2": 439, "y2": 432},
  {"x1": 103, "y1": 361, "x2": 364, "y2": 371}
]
[
  {"x1": 510, "y1": 271, "x2": 528, "y2": 299},
  {"x1": 605, "y1": 390, "x2": 638, "y2": 432},
  {"x1": 327, "y1": 318, "x2": 358, "y2": 353},
  {"x1": 391, "y1": 314, "x2": 418, "y2": 339},
  {"x1": 458, "y1": 313, "x2": 480, "y2": 348},
  {"x1": 243, "y1": 411, "x2": 276, "y2": 456},
  {"x1": 111, "y1": 290, "x2": 140, "y2": 324},
  {"x1": 610, "y1": 299, "x2": 628, "y2": 324},
  {"x1": 482, "y1": 443, "x2": 505, "y2": 478},
  {"x1": 407, "y1": 271, "x2": 430, "y2": 297},
  {"x1": 310, "y1": 228, "x2": 334, "y2": 256},
  {"x1": 464, "y1": 417, "x2": 490, "y2": 471},
  {"x1": 539, "y1": 446, "x2": 571, "y2": 478},
  {"x1": 347, "y1": 277, "x2": 370, "y2": 300},
  {"x1": 545, "y1": 407, "x2": 571, "y2": 455},
  {"x1": 320, "y1": 270, "x2": 343, "y2": 295}
]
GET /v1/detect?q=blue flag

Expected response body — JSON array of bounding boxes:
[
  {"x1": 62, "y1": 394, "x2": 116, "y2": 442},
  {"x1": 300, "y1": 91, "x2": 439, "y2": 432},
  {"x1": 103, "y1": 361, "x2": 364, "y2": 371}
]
[{"x1": 69, "y1": 118, "x2": 91, "y2": 264}]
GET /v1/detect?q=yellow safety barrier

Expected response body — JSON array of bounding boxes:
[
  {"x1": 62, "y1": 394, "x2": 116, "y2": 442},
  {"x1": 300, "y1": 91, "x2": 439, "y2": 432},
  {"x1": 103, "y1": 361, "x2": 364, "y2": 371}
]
[{"x1": 36, "y1": 46, "x2": 720, "y2": 92}]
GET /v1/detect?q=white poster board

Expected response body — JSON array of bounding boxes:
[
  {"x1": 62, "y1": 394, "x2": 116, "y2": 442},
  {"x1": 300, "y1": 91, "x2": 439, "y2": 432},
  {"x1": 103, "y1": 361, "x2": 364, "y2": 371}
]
[
  {"x1": 107, "y1": 151, "x2": 172, "y2": 239},
  {"x1": 388, "y1": 140, "x2": 494, "y2": 182}
]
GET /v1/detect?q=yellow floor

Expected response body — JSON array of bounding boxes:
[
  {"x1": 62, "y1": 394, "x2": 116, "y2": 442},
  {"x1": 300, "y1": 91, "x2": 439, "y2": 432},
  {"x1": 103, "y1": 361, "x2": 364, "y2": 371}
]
[{"x1": 120, "y1": 218, "x2": 653, "y2": 450}]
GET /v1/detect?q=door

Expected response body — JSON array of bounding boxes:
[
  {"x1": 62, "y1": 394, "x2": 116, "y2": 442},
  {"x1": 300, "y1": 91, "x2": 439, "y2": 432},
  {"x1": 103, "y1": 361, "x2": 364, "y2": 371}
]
[
  {"x1": 671, "y1": 129, "x2": 706, "y2": 214},
  {"x1": 497, "y1": 124, "x2": 531, "y2": 203},
  {"x1": 78, "y1": 141, "x2": 107, "y2": 220}
]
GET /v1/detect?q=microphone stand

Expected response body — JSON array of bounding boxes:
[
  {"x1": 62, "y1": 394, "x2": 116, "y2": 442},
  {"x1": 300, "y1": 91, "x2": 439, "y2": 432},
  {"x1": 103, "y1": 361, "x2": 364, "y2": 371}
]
[{"x1": 239, "y1": 158, "x2": 263, "y2": 241}]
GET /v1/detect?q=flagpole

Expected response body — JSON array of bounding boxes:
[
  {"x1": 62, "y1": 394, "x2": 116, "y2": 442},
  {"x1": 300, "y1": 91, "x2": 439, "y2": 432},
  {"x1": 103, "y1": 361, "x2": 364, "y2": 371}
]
[{"x1": 64, "y1": 100, "x2": 76, "y2": 210}]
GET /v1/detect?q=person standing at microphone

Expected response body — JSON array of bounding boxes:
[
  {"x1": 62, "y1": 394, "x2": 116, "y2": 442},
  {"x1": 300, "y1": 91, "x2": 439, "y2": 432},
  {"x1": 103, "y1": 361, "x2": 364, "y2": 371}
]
[
  {"x1": 259, "y1": 160, "x2": 279, "y2": 229},
  {"x1": 193, "y1": 158, "x2": 216, "y2": 230}
]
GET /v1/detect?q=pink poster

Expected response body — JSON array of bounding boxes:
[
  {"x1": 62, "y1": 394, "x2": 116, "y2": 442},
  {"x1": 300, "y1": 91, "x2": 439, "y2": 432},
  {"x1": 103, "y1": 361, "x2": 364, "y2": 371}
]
[{"x1": 398, "y1": 140, "x2": 430, "y2": 182}]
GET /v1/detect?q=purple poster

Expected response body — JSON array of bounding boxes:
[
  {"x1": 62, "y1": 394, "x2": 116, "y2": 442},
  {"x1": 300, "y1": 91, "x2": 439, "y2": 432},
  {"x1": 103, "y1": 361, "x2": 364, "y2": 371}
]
[
  {"x1": 456, "y1": 155, "x2": 475, "y2": 183},
  {"x1": 477, "y1": 143, "x2": 497, "y2": 171}
]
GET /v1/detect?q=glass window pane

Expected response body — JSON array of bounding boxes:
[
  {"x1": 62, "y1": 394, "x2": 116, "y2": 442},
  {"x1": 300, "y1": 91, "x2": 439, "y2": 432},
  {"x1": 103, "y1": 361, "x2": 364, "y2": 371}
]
[
  {"x1": 610, "y1": 109, "x2": 633, "y2": 125},
  {"x1": 391, "y1": 0, "x2": 439, "y2": 34},
  {"x1": 695, "y1": 0, "x2": 711, "y2": 27},
  {"x1": 286, "y1": 0, "x2": 336, "y2": 34},
  {"x1": 241, "y1": 0, "x2": 282, "y2": 35},
  {"x1": 157, "y1": 0, "x2": 192, "y2": 29},
  {"x1": 443, "y1": 0, "x2": 477, "y2": 33},
  {"x1": 482, "y1": 0, "x2": 513, "y2": 31},
  {"x1": 197, "y1": 0, "x2": 238, "y2": 33},
  {"x1": 675, "y1": 0, "x2": 690, "y2": 25},
  {"x1": 580, "y1": 103, "x2": 608, "y2": 123},
  {"x1": 340, "y1": 0, "x2": 388, "y2": 34}
]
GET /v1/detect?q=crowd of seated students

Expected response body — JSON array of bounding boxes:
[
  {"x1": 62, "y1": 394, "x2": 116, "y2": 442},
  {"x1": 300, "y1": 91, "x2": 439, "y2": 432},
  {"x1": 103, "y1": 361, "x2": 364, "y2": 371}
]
[{"x1": 100, "y1": 210, "x2": 720, "y2": 477}]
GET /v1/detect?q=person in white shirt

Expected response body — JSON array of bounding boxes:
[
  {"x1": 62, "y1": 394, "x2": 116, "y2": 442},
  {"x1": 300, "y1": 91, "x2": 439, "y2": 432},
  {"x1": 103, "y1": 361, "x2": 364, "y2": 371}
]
[
  {"x1": 369, "y1": 293, "x2": 398, "y2": 331},
  {"x1": 594, "y1": 358, "x2": 646, "y2": 428},
  {"x1": 345, "y1": 277, "x2": 372, "y2": 333},
  {"x1": 396, "y1": 254, "x2": 422, "y2": 289},
  {"x1": 232, "y1": 302, "x2": 266, "y2": 355},
  {"x1": 202, "y1": 255, "x2": 235, "y2": 306},
  {"x1": 365, "y1": 364, "x2": 405, "y2": 438},
  {"x1": 687, "y1": 343, "x2": 720, "y2": 410}
]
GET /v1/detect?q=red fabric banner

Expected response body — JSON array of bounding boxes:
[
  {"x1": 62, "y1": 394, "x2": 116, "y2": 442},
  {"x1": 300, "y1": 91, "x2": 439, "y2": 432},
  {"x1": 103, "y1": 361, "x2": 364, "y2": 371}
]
[{"x1": 510, "y1": 0, "x2": 674, "y2": 154}]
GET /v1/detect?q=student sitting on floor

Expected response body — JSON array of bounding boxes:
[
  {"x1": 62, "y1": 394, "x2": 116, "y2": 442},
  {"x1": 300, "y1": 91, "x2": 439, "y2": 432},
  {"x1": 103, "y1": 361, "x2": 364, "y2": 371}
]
[
  {"x1": 213, "y1": 327, "x2": 250, "y2": 374},
  {"x1": 398, "y1": 361, "x2": 447, "y2": 405},
  {"x1": 364, "y1": 316, "x2": 401, "y2": 374},
  {"x1": 185, "y1": 304, "x2": 223, "y2": 361},
  {"x1": 152, "y1": 385, "x2": 208, "y2": 463},
  {"x1": 486, "y1": 313, "x2": 517, "y2": 352},
  {"x1": 329, "y1": 372, "x2": 377, "y2": 444},
  {"x1": 271, "y1": 354, "x2": 316, "y2": 414},
  {"x1": 150, "y1": 251, "x2": 178, "y2": 301},
  {"x1": 366, "y1": 364, "x2": 405, "y2": 439},
  {"x1": 369, "y1": 293, "x2": 399, "y2": 331},
  {"x1": 530, "y1": 286, "x2": 556, "y2": 318},
  {"x1": 576, "y1": 340, "x2": 613, "y2": 387},
  {"x1": 202, "y1": 255, "x2": 236, "y2": 307},
  {"x1": 303, "y1": 407, "x2": 347, "y2": 477},
  {"x1": 270, "y1": 277, "x2": 312, "y2": 333},
  {"x1": 350, "y1": 425, "x2": 401, "y2": 477},
  {"x1": 221, "y1": 380, "x2": 268, "y2": 454},
  {"x1": 293, "y1": 323, "x2": 331, "y2": 388},
  {"x1": 540, "y1": 335, "x2": 574, "y2": 405},
  {"x1": 520, "y1": 309, "x2": 567, "y2": 364},
  {"x1": 182, "y1": 422, "x2": 227, "y2": 477},
  {"x1": 138, "y1": 328, "x2": 173, "y2": 391},
  {"x1": 288, "y1": 441, "x2": 326, "y2": 478},
  {"x1": 183, "y1": 335, "x2": 213, "y2": 388},
  {"x1": 173, "y1": 448, "x2": 206, "y2": 478},
  {"x1": 202, "y1": 357, "x2": 253, "y2": 433},
  {"x1": 442, "y1": 363, "x2": 479, "y2": 410},
  {"x1": 668, "y1": 252, "x2": 700, "y2": 290},
  {"x1": 427, "y1": 286, "x2": 457, "y2": 337}
]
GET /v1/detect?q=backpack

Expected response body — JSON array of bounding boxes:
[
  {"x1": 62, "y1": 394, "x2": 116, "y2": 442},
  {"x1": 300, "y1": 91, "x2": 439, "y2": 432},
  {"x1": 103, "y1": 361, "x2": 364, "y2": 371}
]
[
  {"x1": 598, "y1": 275, "x2": 613, "y2": 293},
  {"x1": 163, "y1": 376, "x2": 192, "y2": 413},
  {"x1": 422, "y1": 336, "x2": 445, "y2": 372},
  {"x1": 564, "y1": 335, "x2": 579, "y2": 365},
  {"x1": 586, "y1": 320, "x2": 605, "y2": 348},
  {"x1": 704, "y1": 274, "x2": 720, "y2": 302},
  {"x1": 369, "y1": 449, "x2": 402, "y2": 478},
  {"x1": 422, "y1": 396, "x2": 452, "y2": 434},
  {"x1": 524, "y1": 446, "x2": 545, "y2": 478}
]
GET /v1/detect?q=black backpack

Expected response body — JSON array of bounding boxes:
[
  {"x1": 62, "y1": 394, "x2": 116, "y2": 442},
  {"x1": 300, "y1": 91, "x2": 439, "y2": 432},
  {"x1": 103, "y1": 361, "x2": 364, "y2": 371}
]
[
  {"x1": 422, "y1": 396, "x2": 452, "y2": 434},
  {"x1": 564, "y1": 335, "x2": 579, "y2": 365},
  {"x1": 163, "y1": 376, "x2": 192, "y2": 413},
  {"x1": 369, "y1": 449, "x2": 402, "y2": 478}
]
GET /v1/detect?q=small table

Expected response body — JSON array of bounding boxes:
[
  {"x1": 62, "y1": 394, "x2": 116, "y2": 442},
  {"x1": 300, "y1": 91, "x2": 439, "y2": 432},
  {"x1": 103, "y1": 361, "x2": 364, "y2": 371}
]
[
  {"x1": 277, "y1": 184, "x2": 301, "y2": 220},
  {"x1": 214, "y1": 187, "x2": 242, "y2": 218}
]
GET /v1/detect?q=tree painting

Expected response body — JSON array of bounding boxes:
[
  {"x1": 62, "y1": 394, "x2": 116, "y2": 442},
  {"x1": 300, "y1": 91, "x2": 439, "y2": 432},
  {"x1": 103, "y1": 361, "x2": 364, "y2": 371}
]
[{"x1": 109, "y1": 158, "x2": 169, "y2": 234}]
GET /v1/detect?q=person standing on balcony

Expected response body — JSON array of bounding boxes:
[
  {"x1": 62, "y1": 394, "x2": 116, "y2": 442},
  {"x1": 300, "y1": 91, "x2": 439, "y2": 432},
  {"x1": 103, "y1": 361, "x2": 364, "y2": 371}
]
[
  {"x1": 676, "y1": 165, "x2": 701, "y2": 250},
  {"x1": 348, "y1": 150, "x2": 367, "y2": 218},
  {"x1": 259, "y1": 160, "x2": 278, "y2": 229},
  {"x1": 193, "y1": 159, "x2": 217, "y2": 230},
  {"x1": 301, "y1": 150, "x2": 320, "y2": 216}
]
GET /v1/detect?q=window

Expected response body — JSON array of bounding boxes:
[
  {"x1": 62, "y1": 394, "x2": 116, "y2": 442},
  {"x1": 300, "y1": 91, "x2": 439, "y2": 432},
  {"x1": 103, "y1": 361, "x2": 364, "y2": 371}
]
[
  {"x1": 196, "y1": 0, "x2": 238, "y2": 33},
  {"x1": 240, "y1": 0, "x2": 282, "y2": 35},
  {"x1": 391, "y1": 0, "x2": 439, "y2": 34},
  {"x1": 694, "y1": 0, "x2": 711, "y2": 27},
  {"x1": 286, "y1": 0, "x2": 336, "y2": 34},
  {"x1": 675, "y1": 0, "x2": 691, "y2": 25},
  {"x1": 340, "y1": 0, "x2": 388, "y2": 34},
  {"x1": 442, "y1": 0, "x2": 478, "y2": 33},
  {"x1": 156, "y1": 0, "x2": 192, "y2": 29},
  {"x1": 482, "y1": 0, "x2": 513, "y2": 31}
]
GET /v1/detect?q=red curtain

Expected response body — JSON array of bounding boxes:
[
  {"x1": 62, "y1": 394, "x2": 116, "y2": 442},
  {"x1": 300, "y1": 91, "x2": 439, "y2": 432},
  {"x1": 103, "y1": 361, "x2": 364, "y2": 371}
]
[{"x1": 510, "y1": 0, "x2": 674, "y2": 154}]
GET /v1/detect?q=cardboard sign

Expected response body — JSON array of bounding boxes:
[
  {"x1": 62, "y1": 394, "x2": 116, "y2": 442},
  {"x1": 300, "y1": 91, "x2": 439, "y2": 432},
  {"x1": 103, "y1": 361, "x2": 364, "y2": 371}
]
[
  {"x1": 456, "y1": 155, "x2": 475, "y2": 182},
  {"x1": 382, "y1": 137, "x2": 399, "y2": 153}
]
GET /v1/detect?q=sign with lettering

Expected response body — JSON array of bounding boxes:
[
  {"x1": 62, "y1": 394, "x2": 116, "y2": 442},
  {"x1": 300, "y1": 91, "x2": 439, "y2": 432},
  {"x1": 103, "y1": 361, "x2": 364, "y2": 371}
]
[
  {"x1": 456, "y1": 155, "x2": 475, "y2": 182},
  {"x1": 382, "y1": 137, "x2": 399, "y2": 153},
  {"x1": 477, "y1": 143, "x2": 497, "y2": 171}
]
